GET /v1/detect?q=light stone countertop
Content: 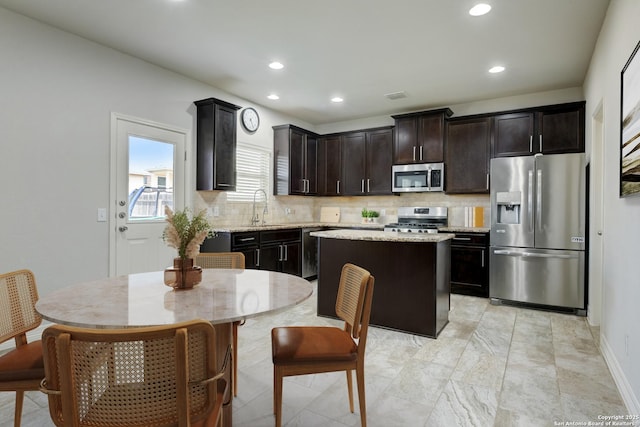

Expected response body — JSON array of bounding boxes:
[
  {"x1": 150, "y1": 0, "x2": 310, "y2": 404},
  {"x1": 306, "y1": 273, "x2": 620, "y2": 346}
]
[
  {"x1": 439, "y1": 226, "x2": 490, "y2": 233},
  {"x1": 311, "y1": 229, "x2": 455, "y2": 243},
  {"x1": 211, "y1": 222, "x2": 384, "y2": 233},
  {"x1": 212, "y1": 223, "x2": 489, "y2": 234}
]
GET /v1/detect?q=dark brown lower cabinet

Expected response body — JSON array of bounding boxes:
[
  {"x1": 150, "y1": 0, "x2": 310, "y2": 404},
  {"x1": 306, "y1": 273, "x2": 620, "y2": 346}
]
[
  {"x1": 200, "y1": 229, "x2": 301, "y2": 276},
  {"x1": 258, "y1": 229, "x2": 301, "y2": 275},
  {"x1": 449, "y1": 232, "x2": 489, "y2": 297},
  {"x1": 316, "y1": 237, "x2": 450, "y2": 338}
]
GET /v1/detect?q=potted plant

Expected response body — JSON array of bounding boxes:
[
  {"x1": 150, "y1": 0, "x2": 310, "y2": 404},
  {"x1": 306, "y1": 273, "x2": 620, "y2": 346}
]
[
  {"x1": 361, "y1": 208, "x2": 380, "y2": 224},
  {"x1": 162, "y1": 205, "x2": 213, "y2": 289}
]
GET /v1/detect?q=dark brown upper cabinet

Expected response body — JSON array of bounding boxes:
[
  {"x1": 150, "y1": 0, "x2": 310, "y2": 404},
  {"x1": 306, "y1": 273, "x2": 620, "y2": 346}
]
[
  {"x1": 341, "y1": 127, "x2": 394, "y2": 196},
  {"x1": 273, "y1": 125, "x2": 318, "y2": 196},
  {"x1": 392, "y1": 108, "x2": 453, "y2": 164},
  {"x1": 445, "y1": 116, "x2": 491, "y2": 194},
  {"x1": 493, "y1": 102, "x2": 585, "y2": 157},
  {"x1": 317, "y1": 134, "x2": 342, "y2": 196},
  {"x1": 194, "y1": 97, "x2": 241, "y2": 191}
]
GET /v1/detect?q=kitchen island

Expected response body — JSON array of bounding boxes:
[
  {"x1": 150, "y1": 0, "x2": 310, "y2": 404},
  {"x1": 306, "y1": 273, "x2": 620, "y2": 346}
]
[{"x1": 311, "y1": 229, "x2": 454, "y2": 338}]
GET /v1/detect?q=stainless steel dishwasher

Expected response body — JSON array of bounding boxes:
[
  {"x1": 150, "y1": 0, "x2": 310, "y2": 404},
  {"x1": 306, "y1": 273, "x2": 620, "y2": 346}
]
[{"x1": 302, "y1": 227, "x2": 322, "y2": 280}]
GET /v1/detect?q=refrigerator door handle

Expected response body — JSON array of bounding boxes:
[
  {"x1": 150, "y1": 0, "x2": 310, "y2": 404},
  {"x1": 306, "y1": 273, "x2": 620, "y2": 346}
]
[
  {"x1": 536, "y1": 169, "x2": 543, "y2": 232},
  {"x1": 528, "y1": 170, "x2": 534, "y2": 232},
  {"x1": 522, "y1": 252, "x2": 579, "y2": 259},
  {"x1": 493, "y1": 249, "x2": 521, "y2": 256}
]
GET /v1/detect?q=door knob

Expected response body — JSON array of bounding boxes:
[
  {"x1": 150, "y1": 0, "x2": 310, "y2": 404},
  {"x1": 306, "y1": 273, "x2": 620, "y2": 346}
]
[{"x1": 119, "y1": 226, "x2": 128, "y2": 232}]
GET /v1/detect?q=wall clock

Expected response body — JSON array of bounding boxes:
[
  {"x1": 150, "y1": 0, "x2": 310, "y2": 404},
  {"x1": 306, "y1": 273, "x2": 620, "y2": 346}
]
[{"x1": 241, "y1": 107, "x2": 260, "y2": 132}]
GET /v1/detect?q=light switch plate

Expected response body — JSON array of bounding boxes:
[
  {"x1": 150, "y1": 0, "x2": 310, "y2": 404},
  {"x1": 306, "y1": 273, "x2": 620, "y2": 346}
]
[{"x1": 97, "y1": 208, "x2": 107, "y2": 222}]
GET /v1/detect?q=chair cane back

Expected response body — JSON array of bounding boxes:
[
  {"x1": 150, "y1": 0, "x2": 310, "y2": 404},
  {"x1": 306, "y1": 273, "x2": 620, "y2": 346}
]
[
  {"x1": 271, "y1": 263, "x2": 375, "y2": 427},
  {"x1": 40, "y1": 319, "x2": 228, "y2": 427},
  {"x1": 0, "y1": 269, "x2": 44, "y2": 427},
  {"x1": 195, "y1": 252, "x2": 245, "y2": 397}
]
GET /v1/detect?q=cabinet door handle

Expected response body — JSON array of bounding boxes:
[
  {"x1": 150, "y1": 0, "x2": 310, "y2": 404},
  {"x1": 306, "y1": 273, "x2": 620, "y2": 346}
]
[
  {"x1": 256, "y1": 248, "x2": 260, "y2": 267},
  {"x1": 238, "y1": 237, "x2": 255, "y2": 242},
  {"x1": 539, "y1": 135, "x2": 543, "y2": 152},
  {"x1": 361, "y1": 179, "x2": 365, "y2": 193},
  {"x1": 218, "y1": 183, "x2": 232, "y2": 188},
  {"x1": 278, "y1": 245, "x2": 283, "y2": 261},
  {"x1": 284, "y1": 244, "x2": 288, "y2": 261},
  {"x1": 336, "y1": 180, "x2": 340, "y2": 194},
  {"x1": 419, "y1": 146, "x2": 423, "y2": 161},
  {"x1": 413, "y1": 146, "x2": 416, "y2": 162},
  {"x1": 486, "y1": 174, "x2": 489, "y2": 190},
  {"x1": 367, "y1": 179, "x2": 370, "y2": 193},
  {"x1": 529, "y1": 135, "x2": 533, "y2": 153},
  {"x1": 453, "y1": 237, "x2": 472, "y2": 241},
  {"x1": 481, "y1": 249, "x2": 485, "y2": 268}
]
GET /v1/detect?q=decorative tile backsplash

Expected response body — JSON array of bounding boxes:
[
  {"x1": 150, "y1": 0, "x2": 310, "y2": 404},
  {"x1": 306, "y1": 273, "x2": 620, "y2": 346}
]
[{"x1": 195, "y1": 191, "x2": 490, "y2": 228}]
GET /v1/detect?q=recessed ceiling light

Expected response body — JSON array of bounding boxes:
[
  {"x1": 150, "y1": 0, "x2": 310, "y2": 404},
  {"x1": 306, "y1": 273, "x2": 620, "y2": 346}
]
[
  {"x1": 489, "y1": 65, "x2": 505, "y2": 73},
  {"x1": 469, "y1": 3, "x2": 491, "y2": 16},
  {"x1": 269, "y1": 61, "x2": 284, "y2": 70},
  {"x1": 331, "y1": 97, "x2": 344, "y2": 103},
  {"x1": 267, "y1": 94, "x2": 280, "y2": 100}
]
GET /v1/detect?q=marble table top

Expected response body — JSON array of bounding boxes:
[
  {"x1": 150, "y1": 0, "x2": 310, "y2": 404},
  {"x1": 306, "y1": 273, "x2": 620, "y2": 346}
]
[{"x1": 35, "y1": 269, "x2": 313, "y2": 329}]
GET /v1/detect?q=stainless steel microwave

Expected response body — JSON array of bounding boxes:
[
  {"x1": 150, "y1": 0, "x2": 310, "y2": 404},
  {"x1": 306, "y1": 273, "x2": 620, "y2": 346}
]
[{"x1": 392, "y1": 163, "x2": 444, "y2": 192}]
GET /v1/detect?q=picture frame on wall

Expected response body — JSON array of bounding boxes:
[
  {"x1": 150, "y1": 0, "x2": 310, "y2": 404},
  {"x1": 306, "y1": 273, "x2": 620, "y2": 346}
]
[{"x1": 620, "y1": 40, "x2": 640, "y2": 197}]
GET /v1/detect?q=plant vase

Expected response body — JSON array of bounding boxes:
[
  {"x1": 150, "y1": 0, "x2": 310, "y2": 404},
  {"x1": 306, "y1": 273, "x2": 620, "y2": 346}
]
[
  {"x1": 164, "y1": 257, "x2": 202, "y2": 290},
  {"x1": 362, "y1": 217, "x2": 378, "y2": 224}
]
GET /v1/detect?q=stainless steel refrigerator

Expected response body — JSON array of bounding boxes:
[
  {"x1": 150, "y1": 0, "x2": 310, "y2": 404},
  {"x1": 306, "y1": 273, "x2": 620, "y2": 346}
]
[{"x1": 489, "y1": 153, "x2": 586, "y2": 314}]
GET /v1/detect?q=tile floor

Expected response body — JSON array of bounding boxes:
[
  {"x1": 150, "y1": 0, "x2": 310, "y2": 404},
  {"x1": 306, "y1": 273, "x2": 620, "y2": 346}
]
[{"x1": 1, "y1": 282, "x2": 629, "y2": 427}]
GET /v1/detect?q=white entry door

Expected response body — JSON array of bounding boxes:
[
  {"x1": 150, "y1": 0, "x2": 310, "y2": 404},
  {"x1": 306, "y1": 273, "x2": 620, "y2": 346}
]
[{"x1": 110, "y1": 114, "x2": 187, "y2": 276}]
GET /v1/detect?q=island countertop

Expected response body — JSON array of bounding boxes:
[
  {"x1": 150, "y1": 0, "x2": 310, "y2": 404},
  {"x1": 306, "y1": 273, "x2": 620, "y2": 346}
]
[{"x1": 311, "y1": 229, "x2": 454, "y2": 242}]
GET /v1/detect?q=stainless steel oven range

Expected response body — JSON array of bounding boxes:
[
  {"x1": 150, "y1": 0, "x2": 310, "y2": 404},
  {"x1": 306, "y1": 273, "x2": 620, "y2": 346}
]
[{"x1": 384, "y1": 206, "x2": 448, "y2": 233}]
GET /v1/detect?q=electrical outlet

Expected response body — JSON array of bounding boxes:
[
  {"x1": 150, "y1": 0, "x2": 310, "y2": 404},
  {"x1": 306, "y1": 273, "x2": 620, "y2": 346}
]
[
  {"x1": 380, "y1": 209, "x2": 386, "y2": 216},
  {"x1": 212, "y1": 206, "x2": 220, "y2": 217},
  {"x1": 285, "y1": 208, "x2": 291, "y2": 215}
]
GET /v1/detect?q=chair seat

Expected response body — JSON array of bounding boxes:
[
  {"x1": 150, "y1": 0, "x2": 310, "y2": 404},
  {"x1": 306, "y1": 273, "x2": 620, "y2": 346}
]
[
  {"x1": 0, "y1": 340, "x2": 44, "y2": 382},
  {"x1": 272, "y1": 326, "x2": 357, "y2": 364}
]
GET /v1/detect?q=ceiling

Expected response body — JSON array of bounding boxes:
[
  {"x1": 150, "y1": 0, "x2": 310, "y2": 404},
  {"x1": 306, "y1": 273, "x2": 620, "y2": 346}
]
[{"x1": 0, "y1": 0, "x2": 610, "y2": 125}]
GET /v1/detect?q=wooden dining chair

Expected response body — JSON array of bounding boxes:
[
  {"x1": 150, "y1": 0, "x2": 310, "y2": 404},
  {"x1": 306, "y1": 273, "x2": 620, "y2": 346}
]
[
  {"x1": 271, "y1": 263, "x2": 375, "y2": 427},
  {"x1": 40, "y1": 319, "x2": 229, "y2": 427},
  {"x1": 195, "y1": 252, "x2": 245, "y2": 397},
  {"x1": 0, "y1": 269, "x2": 44, "y2": 427}
]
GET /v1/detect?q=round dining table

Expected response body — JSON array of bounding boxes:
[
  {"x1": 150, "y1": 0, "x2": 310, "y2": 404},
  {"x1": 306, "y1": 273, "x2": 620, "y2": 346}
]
[
  {"x1": 35, "y1": 268, "x2": 313, "y2": 427},
  {"x1": 35, "y1": 268, "x2": 313, "y2": 328}
]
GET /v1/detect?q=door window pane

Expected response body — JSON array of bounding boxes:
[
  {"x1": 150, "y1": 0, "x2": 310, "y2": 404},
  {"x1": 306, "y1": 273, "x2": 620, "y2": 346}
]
[{"x1": 128, "y1": 136, "x2": 174, "y2": 220}]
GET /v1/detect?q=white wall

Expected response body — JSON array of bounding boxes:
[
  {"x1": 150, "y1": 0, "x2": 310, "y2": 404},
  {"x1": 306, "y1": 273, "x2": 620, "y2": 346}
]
[
  {"x1": 583, "y1": 0, "x2": 640, "y2": 414},
  {"x1": 0, "y1": 7, "x2": 309, "y2": 295}
]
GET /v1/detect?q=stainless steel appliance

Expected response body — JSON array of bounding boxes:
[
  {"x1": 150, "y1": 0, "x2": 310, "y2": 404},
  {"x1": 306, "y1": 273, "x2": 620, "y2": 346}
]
[
  {"x1": 384, "y1": 206, "x2": 448, "y2": 233},
  {"x1": 392, "y1": 163, "x2": 444, "y2": 193},
  {"x1": 301, "y1": 227, "x2": 322, "y2": 280},
  {"x1": 490, "y1": 153, "x2": 586, "y2": 314}
]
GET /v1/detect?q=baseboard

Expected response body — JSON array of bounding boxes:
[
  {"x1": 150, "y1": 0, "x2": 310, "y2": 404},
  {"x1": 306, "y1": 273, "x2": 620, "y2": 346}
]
[{"x1": 600, "y1": 333, "x2": 640, "y2": 415}]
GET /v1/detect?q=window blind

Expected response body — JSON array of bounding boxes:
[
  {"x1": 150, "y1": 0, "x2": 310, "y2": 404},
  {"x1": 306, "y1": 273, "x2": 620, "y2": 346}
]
[{"x1": 227, "y1": 143, "x2": 271, "y2": 202}]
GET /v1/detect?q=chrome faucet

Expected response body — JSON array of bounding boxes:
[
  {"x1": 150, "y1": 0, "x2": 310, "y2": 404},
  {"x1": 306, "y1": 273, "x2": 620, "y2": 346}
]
[{"x1": 251, "y1": 189, "x2": 268, "y2": 226}]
